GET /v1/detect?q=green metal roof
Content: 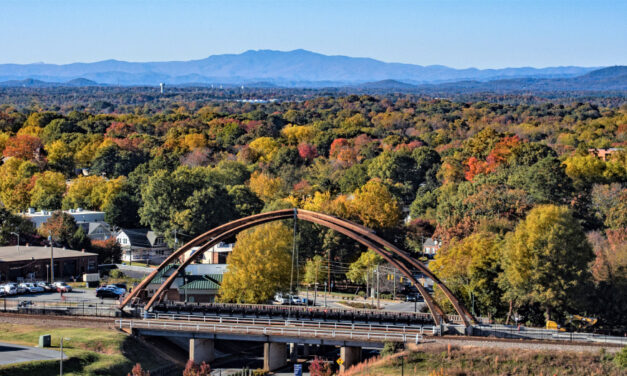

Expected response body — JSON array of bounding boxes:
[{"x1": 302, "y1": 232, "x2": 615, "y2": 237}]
[
  {"x1": 179, "y1": 274, "x2": 223, "y2": 291},
  {"x1": 150, "y1": 264, "x2": 179, "y2": 285}
]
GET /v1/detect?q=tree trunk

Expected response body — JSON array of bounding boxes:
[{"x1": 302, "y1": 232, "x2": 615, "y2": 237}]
[{"x1": 505, "y1": 300, "x2": 513, "y2": 325}]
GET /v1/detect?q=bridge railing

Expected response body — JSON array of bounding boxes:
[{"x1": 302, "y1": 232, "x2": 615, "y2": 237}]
[
  {"x1": 145, "y1": 312, "x2": 437, "y2": 335},
  {"x1": 117, "y1": 318, "x2": 427, "y2": 343}
]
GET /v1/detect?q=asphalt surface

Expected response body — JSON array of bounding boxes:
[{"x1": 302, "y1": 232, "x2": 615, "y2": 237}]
[{"x1": 0, "y1": 341, "x2": 65, "y2": 365}]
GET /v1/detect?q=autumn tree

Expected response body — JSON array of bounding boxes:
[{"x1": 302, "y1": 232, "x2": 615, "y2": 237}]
[
  {"x1": 2, "y1": 134, "x2": 45, "y2": 164},
  {"x1": 0, "y1": 208, "x2": 35, "y2": 246},
  {"x1": 29, "y1": 171, "x2": 66, "y2": 210},
  {"x1": 501, "y1": 205, "x2": 594, "y2": 321},
  {"x1": 346, "y1": 249, "x2": 383, "y2": 298},
  {"x1": 303, "y1": 255, "x2": 327, "y2": 286},
  {"x1": 430, "y1": 232, "x2": 504, "y2": 317},
  {"x1": 349, "y1": 179, "x2": 401, "y2": 229},
  {"x1": 219, "y1": 222, "x2": 292, "y2": 303},
  {"x1": 39, "y1": 211, "x2": 90, "y2": 250}
]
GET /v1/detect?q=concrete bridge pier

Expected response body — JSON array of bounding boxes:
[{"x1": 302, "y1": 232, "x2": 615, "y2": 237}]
[
  {"x1": 189, "y1": 338, "x2": 215, "y2": 364},
  {"x1": 289, "y1": 343, "x2": 297, "y2": 362},
  {"x1": 340, "y1": 346, "x2": 362, "y2": 373},
  {"x1": 264, "y1": 342, "x2": 287, "y2": 371}
]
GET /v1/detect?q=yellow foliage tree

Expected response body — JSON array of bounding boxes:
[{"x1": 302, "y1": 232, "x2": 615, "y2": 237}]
[
  {"x1": 248, "y1": 171, "x2": 285, "y2": 202},
  {"x1": 182, "y1": 133, "x2": 207, "y2": 150},
  {"x1": 219, "y1": 222, "x2": 292, "y2": 303},
  {"x1": 0, "y1": 158, "x2": 38, "y2": 211},
  {"x1": 74, "y1": 135, "x2": 104, "y2": 168},
  {"x1": 249, "y1": 137, "x2": 279, "y2": 162},
  {"x1": 62, "y1": 175, "x2": 107, "y2": 210},
  {"x1": 29, "y1": 171, "x2": 66, "y2": 210},
  {"x1": 349, "y1": 179, "x2": 401, "y2": 229},
  {"x1": 281, "y1": 125, "x2": 318, "y2": 145}
]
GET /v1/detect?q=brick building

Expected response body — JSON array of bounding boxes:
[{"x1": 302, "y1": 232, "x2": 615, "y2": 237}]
[{"x1": 0, "y1": 246, "x2": 98, "y2": 282}]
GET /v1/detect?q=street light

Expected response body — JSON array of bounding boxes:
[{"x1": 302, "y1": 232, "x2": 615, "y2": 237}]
[
  {"x1": 10, "y1": 232, "x2": 19, "y2": 253},
  {"x1": 60, "y1": 337, "x2": 71, "y2": 376}
]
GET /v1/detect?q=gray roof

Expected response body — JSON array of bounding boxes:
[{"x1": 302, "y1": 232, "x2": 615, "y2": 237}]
[
  {"x1": 423, "y1": 238, "x2": 440, "y2": 247},
  {"x1": 0, "y1": 246, "x2": 97, "y2": 262},
  {"x1": 118, "y1": 229, "x2": 160, "y2": 248}
]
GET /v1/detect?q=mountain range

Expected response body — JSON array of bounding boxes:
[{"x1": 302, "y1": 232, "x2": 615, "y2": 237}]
[{"x1": 0, "y1": 49, "x2": 609, "y2": 88}]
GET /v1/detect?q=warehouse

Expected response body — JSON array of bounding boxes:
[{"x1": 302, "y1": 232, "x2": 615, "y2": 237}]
[{"x1": 0, "y1": 246, "x2": 98, "y2": 282}]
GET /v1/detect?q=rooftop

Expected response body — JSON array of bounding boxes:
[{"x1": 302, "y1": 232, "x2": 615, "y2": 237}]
[
  {"x1": 21, "y1": 208, "x2": 105, "y2": 217},
  {"x1": 0, "y1": 246, "x2": 97, "y2": 262}
]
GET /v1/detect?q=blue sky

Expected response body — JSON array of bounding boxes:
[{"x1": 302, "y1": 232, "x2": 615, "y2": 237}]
[{"x1": 1, "y1": 0, "x2": 625, "y2": 68}]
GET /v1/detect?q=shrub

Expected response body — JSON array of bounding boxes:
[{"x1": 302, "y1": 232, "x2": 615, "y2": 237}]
[{"x1": 614, "y1": 346, "x2": 627, "y2": 369}]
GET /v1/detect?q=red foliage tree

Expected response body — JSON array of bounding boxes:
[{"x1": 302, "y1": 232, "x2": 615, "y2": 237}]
[
  {"x1": 2, "y1": 134, "x2": 44, "y2": 162},
  {"x1": 183, "y1": 360, "x2": 211, "y2": 376},
  {"x1": 309, "y1": 356, "x2": 333, "y2": 376},
  {"x1": 297, "y1": 142, "x2": 318, "y2": 161},
  {"x1": 464, "y1": 156, "x2": 489, "y2": 181}
]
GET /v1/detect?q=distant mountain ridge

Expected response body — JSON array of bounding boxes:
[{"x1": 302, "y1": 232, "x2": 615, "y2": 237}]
[{"x1": 0, "y1": 49, "x2": 601, "y2": 87}]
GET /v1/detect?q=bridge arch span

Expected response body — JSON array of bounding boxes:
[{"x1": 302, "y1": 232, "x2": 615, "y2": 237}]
[{"x1": 120, "y1": 209, "x2": 475, "y2": 326}]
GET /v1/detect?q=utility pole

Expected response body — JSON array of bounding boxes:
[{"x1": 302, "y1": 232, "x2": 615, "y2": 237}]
[
  {"x1": 290, "y1": 209, "x2": 297, "y2": 295},
  {"x1": 376, "y1": 265, "x2": 381, "y2": 309},
  {"x1": 371, "y1": 269, "x2": 375, "y2": 307},
  {"x1": 10, "y1": 232, "x2": 19, "y2": 253},
  {"x1": 49, "y1": 232, "x2": 54, "y2": 284},
  {"x1": 393, "y1": 269, "x2": 397, "y2": 301},
  {"x1": 323, "y1": 282, "x2": 327, "y2": 307}
]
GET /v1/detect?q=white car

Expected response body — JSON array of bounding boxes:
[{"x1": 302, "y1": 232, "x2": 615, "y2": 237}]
[
  {"x1": 19, "y1": 283, "x2": 44, "y2": 293},
  {"x1": 6, "y1": 283, "x2": 25, "y2": 294},
  {"x1": 1, "y1": 284, "x2": 16, "y2": 295},
  {"x1": 52, "y1": 282, "x2": 72, "y2": 292}
]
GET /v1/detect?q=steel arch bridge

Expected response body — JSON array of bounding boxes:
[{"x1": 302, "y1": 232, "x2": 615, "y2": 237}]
[{"x1": 119, "y1": 209, "x2": 475, "y2": 326}]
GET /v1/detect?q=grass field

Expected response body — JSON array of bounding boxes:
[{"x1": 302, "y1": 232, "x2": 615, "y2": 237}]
[
  {"x1": 342, "y1": 343, "x2": 626, "y2": 376},
  {"x1": 0, "y1": 323, "x2": 171, "y2": 376}
]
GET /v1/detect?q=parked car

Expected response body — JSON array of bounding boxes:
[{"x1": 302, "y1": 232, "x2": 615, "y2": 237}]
[
  {"x1": 53, "y1": 282, "x2": 72, "y2": 292},
  {"x1": 113, "y1": 283, "x2": 127, "y2": 293},
  {"x1": 19, "y1": 283, "x2": 44, "y2": 293},
  {"x1": 96, "y1": 285, "x2": 125, "y2": 299},
  {"x1": 405, "y1": 294, "x2": 424, "y2": 302},
  {"x1": 2, "y1": 284, "x2": 17, "y2": 295},
  {"x1": 36, "y1": 282, "x2": 54, "y2": 292},
  {"x1": 7, "y1": 283, "x2": 26, "y2": 294}
]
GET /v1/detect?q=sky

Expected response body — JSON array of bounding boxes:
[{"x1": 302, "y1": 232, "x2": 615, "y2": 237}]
[{"x1": 1, "y1": 0, "x2": 626, "y2": 68}]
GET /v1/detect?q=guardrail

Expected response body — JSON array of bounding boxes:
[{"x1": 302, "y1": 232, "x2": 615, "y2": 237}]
[
  {"x1": 145, "y1": 312, "x2": 439, "y2": 335},
  {"x1": 117, "y1": 318, "x2": 426, "y2": 344}
]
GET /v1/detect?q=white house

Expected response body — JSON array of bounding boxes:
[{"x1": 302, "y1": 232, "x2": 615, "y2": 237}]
[
  {"x1": 182, "y1": 242, "x2": 234, "y2": 264},
  {"x1": 423, "y1": 238, "x2": 441, "y2": 257},
  {"x1": 116, "y1": 229, "x2": 172, "y2": 265}
]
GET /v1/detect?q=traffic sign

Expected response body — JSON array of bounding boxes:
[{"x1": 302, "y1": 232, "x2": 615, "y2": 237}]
[
  {"x1": 294, "y1": 363, "x2": 302, "y2": 376},
  {"x1": 337, "y1": 358, "x2": 344, "y2": 366}
]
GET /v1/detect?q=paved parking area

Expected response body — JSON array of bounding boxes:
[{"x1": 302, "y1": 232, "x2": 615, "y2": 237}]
[
  {"x1": 0, "y1": 341, "x2": 64, "y2": 365},
  {"x1": 3, "y1": 288, "x2": 115, "y2": 303}
]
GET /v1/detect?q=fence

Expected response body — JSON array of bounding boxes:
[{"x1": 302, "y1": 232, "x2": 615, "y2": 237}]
[
  {"x1": 471, "y1": 324, "x2": 627, "y2": 345},
  {"x1": 0, "y1": 298, "x2": 133, "y2": 318}
]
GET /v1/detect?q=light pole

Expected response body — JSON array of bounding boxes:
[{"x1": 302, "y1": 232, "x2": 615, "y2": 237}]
[
  {"x1": 10, "y1": 232, "x2": 19, "y2": 253},
  {"x1": 323, "y1": 281, "x2": 327, "y2": 308},
  {"x1": 60, "y1": 337, "x2": 71, "y2": 375}
]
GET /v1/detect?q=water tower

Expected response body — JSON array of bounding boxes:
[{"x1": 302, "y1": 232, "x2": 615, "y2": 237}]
[{"x1": 159, "y1": 83, "x2": 165, "y2": 94}]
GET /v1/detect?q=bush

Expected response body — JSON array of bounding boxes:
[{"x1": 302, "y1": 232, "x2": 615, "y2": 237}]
[
  {"x1": 109, "y1": 269, "x2": 124, "y2": 279},
  {"x1": 381, "y1": 342, "x2": 404, "y2": 357},
  {"x1": 614, "y1": 346, "x2": 627, "y2": 369}
]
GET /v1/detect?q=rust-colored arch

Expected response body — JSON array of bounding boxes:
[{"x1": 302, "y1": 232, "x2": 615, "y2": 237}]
[{"x1": 120, "y1": 209, "x2": 475, "y2": 326}]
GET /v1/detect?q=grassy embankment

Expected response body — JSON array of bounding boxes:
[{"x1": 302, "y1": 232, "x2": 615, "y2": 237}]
[
  {"x1": 342, "y1": 343, "x2": 626, "y2": 376},
  {"x1": 0, "y1": 323, "x2": 171, "y2": 376}
]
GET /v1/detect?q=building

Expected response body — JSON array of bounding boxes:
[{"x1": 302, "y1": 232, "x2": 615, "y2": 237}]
[
  {"x1": 21, "y1": 208, "x2": 106, "y2": 228},
  {"x1": 183, "y1": 243, "x2": 234, "y2": 264},
  {"x1": 0, "y1": 245, "x2": 98, "y2": 282},
  {"x1": 423, "y1": 238, "x2": 441, "y2": 258},
  {"x1": 79, "y1": 222, "x2": 113, "y2": 241},
  {"x1": 116, "y1": 229, "x2": 172, "y2": 265},
  {"x1": 145, "y1": 264, "x2": 226, "y2": 303},
  {"x1": 588, "y1": 148, "x2": 623, "y2": 161}
]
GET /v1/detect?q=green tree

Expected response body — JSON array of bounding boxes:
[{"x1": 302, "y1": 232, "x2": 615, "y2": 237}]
[
  {"x1": 219, "y1": 222, "x2": 292, "y2": 303},
  {"x1": 303, "y1": 255, "x2": 326, "y2": 286},
  {"x1": 501, "y1": 205, "x2": 594, "y2": 321},
  {"x1": 0, "y1": 208, "x2": 35, "y2": 246},
  {"x1": 227, "y1": 185, "x2": 264, "y2": 218},
  {"x1": 346, "y1": 250, "x2": 383, "y2": 284},
  {"x1": 104, "y1": 191, "x2": 141, "y2": 228},
  {"x1": 39, "y1": 211, "x2": 80, "y2": 248}
]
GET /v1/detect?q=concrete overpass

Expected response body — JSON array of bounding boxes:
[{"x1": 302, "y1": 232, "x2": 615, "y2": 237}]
[{"x1": 117, "y1": 315, "x2": 432, "y2": 372}]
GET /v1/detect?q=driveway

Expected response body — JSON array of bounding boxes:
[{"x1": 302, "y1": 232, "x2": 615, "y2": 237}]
[{"x1": 0, "y1": 341, "x2": 64, "y2": 365}]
